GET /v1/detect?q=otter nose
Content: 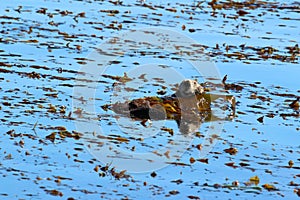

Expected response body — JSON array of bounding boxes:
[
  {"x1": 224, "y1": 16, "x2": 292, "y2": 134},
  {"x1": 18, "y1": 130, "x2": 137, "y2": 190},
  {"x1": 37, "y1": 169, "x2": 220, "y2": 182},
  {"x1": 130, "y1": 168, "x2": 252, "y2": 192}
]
[{"x1": 196, "y1": 85, "x2": 204, "y2": 94}]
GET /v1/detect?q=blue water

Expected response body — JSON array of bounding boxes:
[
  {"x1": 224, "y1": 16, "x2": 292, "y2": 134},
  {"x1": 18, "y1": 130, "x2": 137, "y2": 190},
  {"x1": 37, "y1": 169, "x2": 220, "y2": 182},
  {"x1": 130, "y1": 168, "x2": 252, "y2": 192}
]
[{"x1": 0, "y1": 0, "x2": 299, "y2": 199}]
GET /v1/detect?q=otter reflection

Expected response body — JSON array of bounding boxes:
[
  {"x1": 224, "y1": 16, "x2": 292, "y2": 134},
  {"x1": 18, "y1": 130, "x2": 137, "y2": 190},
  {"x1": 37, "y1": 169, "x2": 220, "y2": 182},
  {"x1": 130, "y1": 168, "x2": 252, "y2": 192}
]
[{"x1": 102, "y1": 79, "x2": 235, "y2": 134}]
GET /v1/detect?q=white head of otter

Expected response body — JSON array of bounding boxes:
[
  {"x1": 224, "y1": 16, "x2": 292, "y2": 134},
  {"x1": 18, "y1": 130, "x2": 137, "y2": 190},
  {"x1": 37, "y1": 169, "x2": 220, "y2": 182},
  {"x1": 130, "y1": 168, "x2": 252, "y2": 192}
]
[{"x1": 175, "y1": 79, "x2": 204, "y2": 97}]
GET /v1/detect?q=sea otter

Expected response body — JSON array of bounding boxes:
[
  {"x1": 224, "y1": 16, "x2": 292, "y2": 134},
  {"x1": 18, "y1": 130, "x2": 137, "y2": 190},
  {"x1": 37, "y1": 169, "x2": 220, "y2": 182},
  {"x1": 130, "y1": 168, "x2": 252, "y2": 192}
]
[
  {"x1": 175, "y1": 79, "x2": 204, "y2": 97},
  {"x1": 101, "y1": 79, "x2": 235, "y2": 121}
]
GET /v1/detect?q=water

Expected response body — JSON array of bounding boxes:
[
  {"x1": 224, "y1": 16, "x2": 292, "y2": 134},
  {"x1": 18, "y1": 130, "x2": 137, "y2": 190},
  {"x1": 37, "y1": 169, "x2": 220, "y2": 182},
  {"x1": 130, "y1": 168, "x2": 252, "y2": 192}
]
[{"x1": 0, "y1": 0, "x2": 299, "y2": 199}]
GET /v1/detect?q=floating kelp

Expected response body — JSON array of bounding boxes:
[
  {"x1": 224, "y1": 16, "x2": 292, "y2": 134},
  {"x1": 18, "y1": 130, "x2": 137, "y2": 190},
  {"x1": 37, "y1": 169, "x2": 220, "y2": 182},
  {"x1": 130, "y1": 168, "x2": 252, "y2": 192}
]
[
  {"x1": 0, "y1": 0, "x2": 300, "y2": 199},
  {"x1": 105, "y1": 79, "x2": 235, "y2": 115},
  {"x1": 102, "y1": 78, "x2": 236, "y2": 135}
]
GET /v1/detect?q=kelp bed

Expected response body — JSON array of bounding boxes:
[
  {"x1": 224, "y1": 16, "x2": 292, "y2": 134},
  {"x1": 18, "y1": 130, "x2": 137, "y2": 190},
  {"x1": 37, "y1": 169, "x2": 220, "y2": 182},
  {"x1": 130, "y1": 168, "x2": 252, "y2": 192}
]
[{"x1": 0, "y1": 0, "x2": 300, "y2": 199}]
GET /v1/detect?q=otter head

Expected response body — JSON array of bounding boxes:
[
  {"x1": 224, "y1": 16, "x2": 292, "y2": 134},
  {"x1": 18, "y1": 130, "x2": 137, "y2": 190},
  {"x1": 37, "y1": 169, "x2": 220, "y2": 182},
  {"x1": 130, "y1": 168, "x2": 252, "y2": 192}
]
[{"x1": 175, "y1": 79, "x2": 204, "y2": 97}]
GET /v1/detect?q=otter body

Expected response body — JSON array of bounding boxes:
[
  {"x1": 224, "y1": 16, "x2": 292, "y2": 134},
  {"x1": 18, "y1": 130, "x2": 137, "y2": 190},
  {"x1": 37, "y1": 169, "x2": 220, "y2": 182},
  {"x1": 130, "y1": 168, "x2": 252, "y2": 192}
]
[{"x1": 103, "y1": 79, "x2": 211, "y2": 120}]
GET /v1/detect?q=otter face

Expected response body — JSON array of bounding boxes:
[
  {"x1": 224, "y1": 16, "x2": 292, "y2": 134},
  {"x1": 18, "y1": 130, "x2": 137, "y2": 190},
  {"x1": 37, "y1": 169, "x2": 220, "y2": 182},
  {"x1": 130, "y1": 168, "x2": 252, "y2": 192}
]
[{"x1": 176, "y1": 79, "x2": 204, "y2": 97}]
